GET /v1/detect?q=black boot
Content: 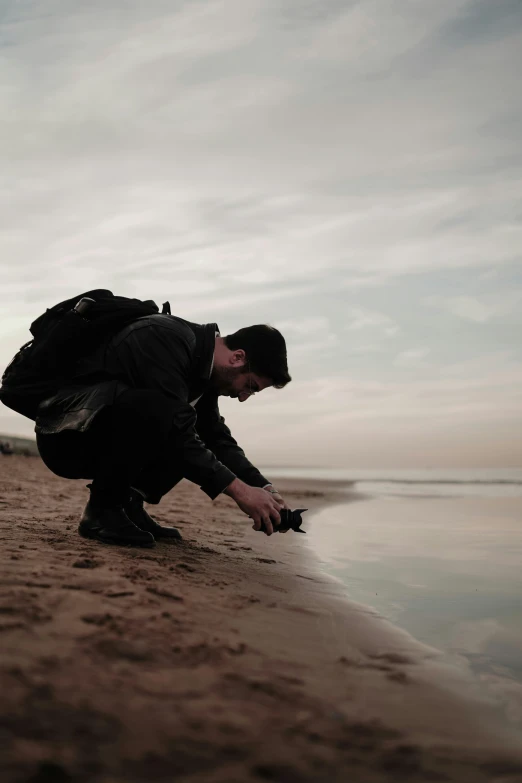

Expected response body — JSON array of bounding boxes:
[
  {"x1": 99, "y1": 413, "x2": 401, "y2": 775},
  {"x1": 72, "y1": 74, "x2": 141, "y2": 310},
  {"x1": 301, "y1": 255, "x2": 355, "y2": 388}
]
[
  {"x1": 79, "y1": 487, "x2": 155, "y2": 548},
  {"x1": 124, "y1": 489, "x2": 182, "y2": 540}
]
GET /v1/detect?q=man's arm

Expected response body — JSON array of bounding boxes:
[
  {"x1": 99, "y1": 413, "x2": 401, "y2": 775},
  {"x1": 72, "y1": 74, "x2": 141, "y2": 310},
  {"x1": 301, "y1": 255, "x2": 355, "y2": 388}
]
[
  {"x1": 108, "y1": 319, "x2": 237, "y2": 499},
  {"x1": 195, "y1": 392, "x2": 271, "y2": 489}
]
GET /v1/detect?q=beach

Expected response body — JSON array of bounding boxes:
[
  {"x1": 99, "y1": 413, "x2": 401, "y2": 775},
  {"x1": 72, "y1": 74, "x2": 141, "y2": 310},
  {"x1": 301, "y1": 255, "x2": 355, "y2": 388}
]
[{"x1": 2, "y1": 455, "x2": 522, "y2": 783}]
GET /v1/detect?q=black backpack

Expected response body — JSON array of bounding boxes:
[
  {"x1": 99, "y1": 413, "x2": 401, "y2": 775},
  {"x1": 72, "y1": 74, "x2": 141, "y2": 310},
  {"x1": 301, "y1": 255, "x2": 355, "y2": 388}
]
[{"x1": 0, "y1": 289, "x2": 171, "y2": 420}]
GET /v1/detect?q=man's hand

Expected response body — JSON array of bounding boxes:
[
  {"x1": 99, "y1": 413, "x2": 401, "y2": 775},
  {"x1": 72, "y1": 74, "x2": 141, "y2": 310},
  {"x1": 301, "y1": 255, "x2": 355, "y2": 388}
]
[
  {"x1": 263, "y1": 486, "x2": 290, "y2": 509},
  {"x1": 224, "y1": 479, "x2": 283, "y2": 535},
  {"x1": 263, "y1": 486, "x2": 292, "y2": 532}
]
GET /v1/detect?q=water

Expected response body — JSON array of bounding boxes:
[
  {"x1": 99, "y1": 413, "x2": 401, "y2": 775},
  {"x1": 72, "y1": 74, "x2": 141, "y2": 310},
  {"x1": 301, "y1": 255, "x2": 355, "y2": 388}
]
[
  {"x1": 261, "y1": 466, "x2": 522, "y2": 498},
  {"x1": 262, "y1": 467, "x2": 522, "y2": 722}
]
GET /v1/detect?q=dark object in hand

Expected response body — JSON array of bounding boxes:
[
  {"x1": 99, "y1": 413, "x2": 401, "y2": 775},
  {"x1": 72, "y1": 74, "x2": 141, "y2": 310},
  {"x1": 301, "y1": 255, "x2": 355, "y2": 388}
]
[{"x1": 261, "y1": 508, "x2": 308, "y2": 534}]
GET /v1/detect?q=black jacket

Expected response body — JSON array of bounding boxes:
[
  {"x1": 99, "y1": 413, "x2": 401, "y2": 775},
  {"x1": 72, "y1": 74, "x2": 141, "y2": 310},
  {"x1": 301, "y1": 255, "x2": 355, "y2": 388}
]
[{"x1": 34, "y1": 314, "x2": 270, "y2": 499}]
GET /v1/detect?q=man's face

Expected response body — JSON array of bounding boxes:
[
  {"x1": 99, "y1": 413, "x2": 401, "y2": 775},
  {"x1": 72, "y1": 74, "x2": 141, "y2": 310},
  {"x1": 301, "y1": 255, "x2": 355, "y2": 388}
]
[{"x1": 210, "y1": 363, "x2": 272, "y2": 402}]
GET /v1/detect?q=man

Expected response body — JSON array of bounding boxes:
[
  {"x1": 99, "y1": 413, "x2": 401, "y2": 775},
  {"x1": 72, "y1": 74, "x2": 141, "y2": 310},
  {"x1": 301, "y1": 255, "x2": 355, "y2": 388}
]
[
  {"x1": 0, "y1": 439, "x2": 14, "y2": 455},
  {"x1": 34, "y1": 312, "x2": 291, "y2": 548}
]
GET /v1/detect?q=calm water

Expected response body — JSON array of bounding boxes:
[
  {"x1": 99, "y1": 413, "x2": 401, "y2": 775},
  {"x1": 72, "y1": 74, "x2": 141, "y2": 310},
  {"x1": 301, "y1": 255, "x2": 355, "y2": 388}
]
[
  {"x1": 261, "y1": 466, "x2": 522, "y2": 498},
  {"x1": 262, "y1": 467, "x2": 522, "y2": 721}
]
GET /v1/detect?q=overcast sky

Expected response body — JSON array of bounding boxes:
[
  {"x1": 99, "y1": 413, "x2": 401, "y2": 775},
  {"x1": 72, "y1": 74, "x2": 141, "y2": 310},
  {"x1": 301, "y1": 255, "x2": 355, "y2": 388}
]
[{"x1": 1, "y1": 0, "x2": 521, "y2": 468}]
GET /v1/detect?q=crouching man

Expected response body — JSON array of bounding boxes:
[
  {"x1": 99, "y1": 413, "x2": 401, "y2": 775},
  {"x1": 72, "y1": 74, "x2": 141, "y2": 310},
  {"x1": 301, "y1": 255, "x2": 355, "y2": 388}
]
[{"x1": 34, "y1": 313, "x2": 291, "y2": 548}]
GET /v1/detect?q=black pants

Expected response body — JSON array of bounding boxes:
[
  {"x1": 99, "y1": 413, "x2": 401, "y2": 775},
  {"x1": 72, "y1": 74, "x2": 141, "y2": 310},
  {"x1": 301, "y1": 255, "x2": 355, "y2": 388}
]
[{"x1": 36, "y1": 389, "x2": 185, "y2": 506}]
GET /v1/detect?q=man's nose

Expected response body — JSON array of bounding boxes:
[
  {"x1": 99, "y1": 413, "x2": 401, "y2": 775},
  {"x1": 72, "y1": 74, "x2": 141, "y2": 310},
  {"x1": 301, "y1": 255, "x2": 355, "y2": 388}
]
[{"x1": 238, "y1": 392, "x2": 251, "y2": 402}]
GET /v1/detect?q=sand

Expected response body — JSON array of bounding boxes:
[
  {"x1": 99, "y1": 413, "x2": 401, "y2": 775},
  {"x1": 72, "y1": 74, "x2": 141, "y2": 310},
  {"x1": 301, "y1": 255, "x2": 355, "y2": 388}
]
[{"x1": 1, "y1": 454, "x2": 522, "y2": 783}]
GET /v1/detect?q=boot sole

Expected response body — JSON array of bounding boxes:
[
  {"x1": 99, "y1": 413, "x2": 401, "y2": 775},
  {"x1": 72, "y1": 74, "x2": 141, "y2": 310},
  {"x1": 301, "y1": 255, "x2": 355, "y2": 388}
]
[
  {"x1": 78, "y1": 526, "x2": 155, "y2": 548},
  {"x1": 136, "y1": 528, "x2": 183, "y2": 541},
  {"x1": 124, "y1": 506, "x2": 183, "y2": 541}
]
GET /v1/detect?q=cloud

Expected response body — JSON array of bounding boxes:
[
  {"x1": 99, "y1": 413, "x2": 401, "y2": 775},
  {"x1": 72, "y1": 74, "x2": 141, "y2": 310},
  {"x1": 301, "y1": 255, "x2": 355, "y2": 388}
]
[
  {"x1": 344, "y1": 308, "x2": 400, "y2": 337},
  {"x1": 217, "y1": 348, "x2": 522, "y2": 466},
  {"x1": 436, "y1": 296, "x2": 493, "y2": 323},
  {"x1": 394, "y1": 348, "x2": 431, "y2": 366},
  {"x1": 1, "y1": 0, "x2": 521, "y2": 466},
  {"x1": 272, "y1": 317, "x2": 340, "y2": 362},
  {"x1": 300, "y1": 0, "x2": 475, "y2": 69},
  {"x1": 275, "y1": 317, "x2": 331, "y2": 337},
  {"x1": 425, "y1": 290, "x2": 522, "y2": 323}
]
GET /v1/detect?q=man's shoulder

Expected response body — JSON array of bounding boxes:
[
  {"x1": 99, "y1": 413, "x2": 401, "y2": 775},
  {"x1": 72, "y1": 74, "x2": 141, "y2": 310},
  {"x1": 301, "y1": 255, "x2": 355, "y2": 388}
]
[{"x1": 112, "y1": 314, "x2": 197, "y2": 348}]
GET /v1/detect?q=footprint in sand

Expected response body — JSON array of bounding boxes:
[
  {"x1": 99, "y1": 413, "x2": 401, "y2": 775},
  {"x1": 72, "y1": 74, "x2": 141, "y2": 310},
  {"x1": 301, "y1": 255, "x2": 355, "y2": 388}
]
[
  {"x1": 369, "y1": 652, "x2": 413, "y2": 665},
  {"x1": 94, "y1": 637, "x2": 154, "y2": 662},
  {"x1": 386, "y1": 670, "x2": 410, "y2": 684},
  {"x1": 146, "y1": 586, "x2": 184, "y2": 601},
  {"x1": 72, "y1": 558, "x2": 102, "y2": 569}
]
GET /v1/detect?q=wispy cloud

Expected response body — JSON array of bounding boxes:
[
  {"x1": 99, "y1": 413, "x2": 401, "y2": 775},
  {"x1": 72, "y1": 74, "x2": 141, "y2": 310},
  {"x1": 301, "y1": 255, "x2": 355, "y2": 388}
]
[
  {"x1": 425, "y1": 290, "x2": 522, "y2": 323},
  {"x1": 394, "y1": 348, "x2": 431, "y2": 366},
  {"x1": 345, "y1": 308, "x2": 400, "y2": 337}
]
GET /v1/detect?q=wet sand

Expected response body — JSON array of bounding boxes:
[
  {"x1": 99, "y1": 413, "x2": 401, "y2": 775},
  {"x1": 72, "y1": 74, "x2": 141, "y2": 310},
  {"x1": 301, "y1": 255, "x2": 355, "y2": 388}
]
[{"x1": 1, "y1": 454, "x2": 522, "y2": 783}]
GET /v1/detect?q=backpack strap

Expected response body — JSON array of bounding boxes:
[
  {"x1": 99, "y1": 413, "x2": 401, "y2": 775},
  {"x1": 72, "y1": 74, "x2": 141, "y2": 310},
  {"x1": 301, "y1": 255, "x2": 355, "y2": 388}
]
[{"x1": 162, "y1": 301, "x2": 171, "y2": 315}]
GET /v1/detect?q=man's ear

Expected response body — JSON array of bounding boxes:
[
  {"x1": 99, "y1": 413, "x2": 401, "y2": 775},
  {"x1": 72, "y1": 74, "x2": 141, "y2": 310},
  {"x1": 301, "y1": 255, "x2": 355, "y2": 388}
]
[{"x1": 230, "y1": 349, "x2": 246, "y2": 367}]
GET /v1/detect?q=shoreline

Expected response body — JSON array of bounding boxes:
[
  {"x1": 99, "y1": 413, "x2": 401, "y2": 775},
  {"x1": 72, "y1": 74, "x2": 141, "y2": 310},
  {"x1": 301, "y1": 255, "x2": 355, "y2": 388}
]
[
  {"x1": 1, "y1": 456, "x2": 522, "y2": 782},
  {"x1": 255, "y1": 479, "x2": 522, "y2": 738},
  {"x1": 301, "y1": 488, "x2": 522, "y2": 729}
]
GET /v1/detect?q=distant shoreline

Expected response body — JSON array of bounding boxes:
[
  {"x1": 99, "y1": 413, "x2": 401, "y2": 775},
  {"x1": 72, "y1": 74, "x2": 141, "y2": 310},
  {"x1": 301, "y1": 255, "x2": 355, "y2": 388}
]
[{"x1": 0, "y1": 431, "x2": 39, "y2": 456}]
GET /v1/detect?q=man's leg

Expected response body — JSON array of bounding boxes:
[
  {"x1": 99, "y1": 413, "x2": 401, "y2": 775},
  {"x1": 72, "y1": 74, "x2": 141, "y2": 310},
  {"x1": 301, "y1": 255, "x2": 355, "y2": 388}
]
[
  {"x1": 92, "y1": 388, "x2": 186, "y2": 540},
  {"x1": 36, "y1": 388, "x2": 187, "y2": 545}
]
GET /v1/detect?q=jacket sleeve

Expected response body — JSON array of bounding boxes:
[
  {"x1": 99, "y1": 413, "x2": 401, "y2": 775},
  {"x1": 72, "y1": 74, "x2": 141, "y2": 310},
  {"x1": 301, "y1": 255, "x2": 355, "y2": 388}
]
[
  {"x1": 108, "y1": 320, "x2": 236, "y2": 499},
  {"x1": 195, "y1": 392, "x2": 271, "y2": 489}
]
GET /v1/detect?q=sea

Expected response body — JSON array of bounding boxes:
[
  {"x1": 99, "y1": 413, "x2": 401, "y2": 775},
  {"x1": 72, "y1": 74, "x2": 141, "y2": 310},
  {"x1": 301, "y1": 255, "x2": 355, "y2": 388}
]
[
  {"x1": 261, "y1": 467, "x2": 522, "y2": 722},
  {"x1": 260, "y1": 466, "x2": 522, "y2": 498}
]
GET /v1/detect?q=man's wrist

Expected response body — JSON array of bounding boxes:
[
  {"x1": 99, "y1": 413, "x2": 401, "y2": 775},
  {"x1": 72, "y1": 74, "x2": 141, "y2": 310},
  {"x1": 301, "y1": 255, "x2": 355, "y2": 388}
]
[{"x1": 223, "y1": 478, "x2": 247, "y2": 499}]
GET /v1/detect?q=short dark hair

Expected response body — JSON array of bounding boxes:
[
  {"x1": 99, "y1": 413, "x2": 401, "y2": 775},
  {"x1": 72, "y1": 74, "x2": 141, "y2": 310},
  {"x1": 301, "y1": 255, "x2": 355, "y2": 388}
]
[{"x1": 223, "y1": 325, "x2": 291, "y2": 389}]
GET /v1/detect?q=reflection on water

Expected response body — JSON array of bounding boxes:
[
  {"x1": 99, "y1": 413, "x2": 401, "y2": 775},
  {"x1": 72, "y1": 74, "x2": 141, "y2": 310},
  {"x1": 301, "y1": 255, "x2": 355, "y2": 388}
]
[{"x1": 308, "y1": 495, "x2": 522, "y2": 722}]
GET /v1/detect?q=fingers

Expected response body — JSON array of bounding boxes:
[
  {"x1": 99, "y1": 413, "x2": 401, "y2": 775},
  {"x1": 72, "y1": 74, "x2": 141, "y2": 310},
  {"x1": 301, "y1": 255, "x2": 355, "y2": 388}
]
[
  {"x1": 270, "y1": 492, "x2": 290, "y2": 513},
  {"x1": 265, "y1": 498, "x2": 280, "y2": 531},
  {"x1": 251, "y1": 515, "x2": 274, "y2": 535},
  {"x1": 263, "y1": 517, "x2": 274, "y2": 536},
  {"x1": 263, "y1": 506, "x2": 280, "y2": 535},
  {"x1": 249, "y1": 495, "x2": 283, "y2": 536}
]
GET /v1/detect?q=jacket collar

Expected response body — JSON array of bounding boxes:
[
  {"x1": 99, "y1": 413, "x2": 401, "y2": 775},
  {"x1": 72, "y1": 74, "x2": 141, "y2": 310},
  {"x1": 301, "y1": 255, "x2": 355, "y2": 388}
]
[{"x1": 187, "y1": 320, "x2": 219, "y2": 382}]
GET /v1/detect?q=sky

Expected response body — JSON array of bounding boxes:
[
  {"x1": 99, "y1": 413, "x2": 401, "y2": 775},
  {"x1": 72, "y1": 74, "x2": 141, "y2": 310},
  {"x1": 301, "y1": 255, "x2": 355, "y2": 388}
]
[{"x1": 1, "y1": 0, "x2": 521, "y2": 468}]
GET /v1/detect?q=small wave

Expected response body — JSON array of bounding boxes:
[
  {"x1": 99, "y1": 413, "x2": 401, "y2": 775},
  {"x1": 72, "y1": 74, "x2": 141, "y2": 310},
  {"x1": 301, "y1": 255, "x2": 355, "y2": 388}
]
[{"x1": 354, "y1": 478, "x2": 522, "y2": 486}]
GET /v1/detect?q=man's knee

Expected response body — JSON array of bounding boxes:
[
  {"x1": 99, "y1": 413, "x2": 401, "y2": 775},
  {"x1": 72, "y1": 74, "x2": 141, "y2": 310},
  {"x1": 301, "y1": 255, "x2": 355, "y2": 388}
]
[{"x1": 36, "y1": 432, "x2": 93, "y2": 480}]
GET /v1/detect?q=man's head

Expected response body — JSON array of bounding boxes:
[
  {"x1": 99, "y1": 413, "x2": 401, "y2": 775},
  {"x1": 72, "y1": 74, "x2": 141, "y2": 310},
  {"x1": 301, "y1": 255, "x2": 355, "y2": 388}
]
[{"x1": 210, "y1": 324, "x2": 291, "y2": 402}]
